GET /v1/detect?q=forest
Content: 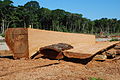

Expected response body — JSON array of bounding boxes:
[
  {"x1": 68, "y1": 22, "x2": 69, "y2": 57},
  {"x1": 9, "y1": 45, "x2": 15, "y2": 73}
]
[{"x1": 0, "y1": 0, "x2": 120, "y2": 35}]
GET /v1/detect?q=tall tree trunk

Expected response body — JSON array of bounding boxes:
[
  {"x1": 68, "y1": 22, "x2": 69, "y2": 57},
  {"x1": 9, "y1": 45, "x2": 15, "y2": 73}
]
[
  {"x1": 82, "y1": 23, "x2": 85, "y2": 33},
  {"x1": 31, "y1": 23, "x2": 33, "y2": 28},
  {"x1": 107, "y1": 25, "x2": 110, "y2": 34},
  {"x1": 2, "y1": 19, "x2": 5, "y2": 34},
  {"x1": 24, "y1": 21, "x2": 26, "y2": 28},
  {"x1": 6, "y1": 21, "x2": 12, "y2": 30},
  {"x1": 91, "y1": 25, "x2": 94, "y2": 34}
]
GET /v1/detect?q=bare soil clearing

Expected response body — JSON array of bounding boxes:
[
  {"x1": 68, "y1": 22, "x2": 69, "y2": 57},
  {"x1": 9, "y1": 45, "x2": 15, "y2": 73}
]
[{"x1": 0, "y1": 57, "x2": 120, "y2": 80}]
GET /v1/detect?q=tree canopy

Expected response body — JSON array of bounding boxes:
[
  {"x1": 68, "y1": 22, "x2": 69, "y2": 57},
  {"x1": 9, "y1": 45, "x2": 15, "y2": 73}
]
[{"x1": 0, "y1": 0, "x2": 120, "y2": 35}]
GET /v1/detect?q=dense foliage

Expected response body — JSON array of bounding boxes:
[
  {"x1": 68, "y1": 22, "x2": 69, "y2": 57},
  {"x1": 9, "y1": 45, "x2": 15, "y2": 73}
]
[{"x1": 0, "y1": 0, "x2": 120, "y2": 35}]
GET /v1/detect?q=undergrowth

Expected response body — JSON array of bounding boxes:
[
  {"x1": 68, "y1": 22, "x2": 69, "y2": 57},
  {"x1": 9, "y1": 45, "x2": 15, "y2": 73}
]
[
  {"x1": 0, "y1": 33, "x2": 5, "y2": 37},
  {"x1": 109, "y1": 38, "x2": 120, "y2": 42},
  {"x1": 90, "y1": 77, "x2": 104, "y2": 80}
]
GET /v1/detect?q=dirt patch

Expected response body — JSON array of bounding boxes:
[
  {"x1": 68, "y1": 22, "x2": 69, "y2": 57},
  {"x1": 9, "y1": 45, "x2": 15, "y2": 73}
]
[{"x1": 0, "y1": 57, "x2": 120, "y2": 80}]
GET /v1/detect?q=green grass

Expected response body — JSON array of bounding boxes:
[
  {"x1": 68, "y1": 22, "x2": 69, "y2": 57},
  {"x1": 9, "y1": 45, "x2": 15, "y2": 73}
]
[
  {"x1": 95, "y1": 33, "x2": 120, "y2": 38},
  {"x1": 109, "y1": 38, "x2": 120, "y2": 42},
  {"x1": 0, "y1": 33, "x2": 5, "y2": 37},
  {"x1": 90, "y1": 77, "x2": 104, "y2": 80}
]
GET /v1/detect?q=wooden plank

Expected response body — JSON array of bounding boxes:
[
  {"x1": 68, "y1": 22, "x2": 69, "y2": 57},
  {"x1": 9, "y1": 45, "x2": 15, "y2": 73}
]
[
  {"x1": 63, "y1": 42, "x2": 120, "y2": 59},
  {"x1": 28, "y1": 28, "x2": 95, "y2": 58}
]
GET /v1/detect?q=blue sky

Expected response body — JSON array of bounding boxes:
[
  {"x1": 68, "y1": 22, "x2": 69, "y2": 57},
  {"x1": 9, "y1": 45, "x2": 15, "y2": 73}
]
[{"x1": 12, "y1": 0, "x2": 120, "y2": 20}]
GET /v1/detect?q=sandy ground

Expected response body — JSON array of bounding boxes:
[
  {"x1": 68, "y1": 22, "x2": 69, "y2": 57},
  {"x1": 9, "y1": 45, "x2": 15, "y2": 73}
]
[
  {"x1": 0, "y1": 57, "x2": 120, "y2": 80},
  {"x1": 0, "y1": 37, "x2": 120, "y2": 80}
]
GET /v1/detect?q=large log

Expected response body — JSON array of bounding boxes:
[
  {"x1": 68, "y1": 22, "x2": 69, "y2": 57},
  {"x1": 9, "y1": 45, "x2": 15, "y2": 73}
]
[
  {"x1": 5, "y1": 28, "x2": 120, "y2": 60},
  {"x1": 5, "y1": 28, "x2": 95, "y2": 59},
  {"x1": 28, "y1": 28, "x2": 95, "y2": 58}
]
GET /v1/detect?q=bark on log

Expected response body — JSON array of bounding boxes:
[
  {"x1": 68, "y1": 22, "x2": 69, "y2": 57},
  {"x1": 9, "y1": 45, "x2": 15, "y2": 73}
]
[{"x1": 39, "y1": 43, "x2": 73, "y2": 59}]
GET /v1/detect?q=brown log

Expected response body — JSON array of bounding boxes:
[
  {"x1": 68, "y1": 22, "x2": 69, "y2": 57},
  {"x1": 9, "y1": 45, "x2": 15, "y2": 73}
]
[
  {"x1": 39, "y1": 43, "x2": 73, "y2": 59},
  {"x1": 5, "y1": 28, "x2": 95, "y2": 59}
]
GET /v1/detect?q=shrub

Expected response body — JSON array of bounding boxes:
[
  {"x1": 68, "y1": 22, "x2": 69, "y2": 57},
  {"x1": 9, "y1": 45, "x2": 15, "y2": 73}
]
[
  {"x1": 0, "y1": 33, "x2": 5, "y2": 37},
  {"x1": 109, "y1": 38, "x2": 120, "y2": 42},
  {"x1": 90, "y1": 77, "x2": 104, "y2": 80}
]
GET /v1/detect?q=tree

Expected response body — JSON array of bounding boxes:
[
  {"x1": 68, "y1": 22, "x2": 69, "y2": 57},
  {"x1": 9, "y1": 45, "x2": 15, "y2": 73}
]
[
  {"x1": 24, "y1": 1, "x2": 40, "y2": 28},
  {"x1": 37, "y1": 7, "x2": 52, "y2": 30},
  {"x1": 0, "y1": 0, "x2": 120, "y2": 35},
  {"x1": 0, "y1": 0, "x2": 13, "y2": 33},
  {"x1": 24, "y1": 1, "x2": 40, "y2": 10}
]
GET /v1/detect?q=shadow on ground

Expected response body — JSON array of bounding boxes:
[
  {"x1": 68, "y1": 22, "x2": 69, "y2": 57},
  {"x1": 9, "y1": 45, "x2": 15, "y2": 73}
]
[{"x1": 0, "y1": 56, "x2": 14, "y2": 59}]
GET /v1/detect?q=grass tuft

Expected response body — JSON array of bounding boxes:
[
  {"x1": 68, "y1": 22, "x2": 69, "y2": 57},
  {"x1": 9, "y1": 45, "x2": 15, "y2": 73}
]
[
  {"x1": 90, "y1": 77, "x2": 104, "y2": 80},
  {"x1": 109, "y1": 38, "x2": 120, "y2": 42},
  {"x1": 0, "y1": 33, "x2": 5, "y2": 37}
]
